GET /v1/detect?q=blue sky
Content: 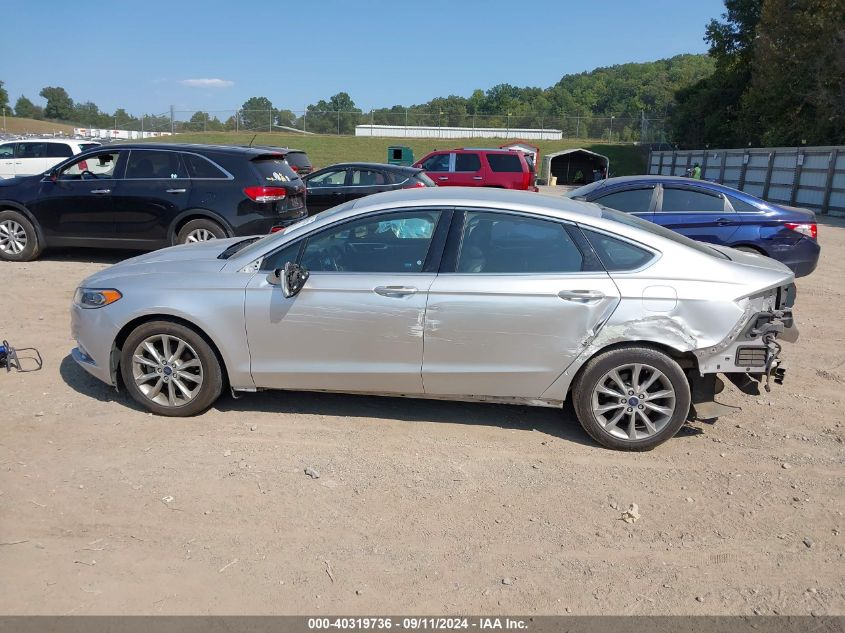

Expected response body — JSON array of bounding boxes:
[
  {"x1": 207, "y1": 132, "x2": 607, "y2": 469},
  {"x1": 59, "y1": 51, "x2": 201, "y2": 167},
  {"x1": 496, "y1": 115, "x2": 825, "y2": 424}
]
[{"x1": 4, "y1": 0, "x2": 726, "y2": 116}]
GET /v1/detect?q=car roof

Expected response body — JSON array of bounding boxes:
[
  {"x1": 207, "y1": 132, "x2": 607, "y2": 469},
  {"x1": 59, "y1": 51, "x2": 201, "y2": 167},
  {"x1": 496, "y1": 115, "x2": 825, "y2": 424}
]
[
  {"x1": 314, "y1": 162, "x2": 421, "y2": 172},
  {"x1": 590, "y1": 175, "x2": 761, "y2": 200},
  {"x1": 77, "y1": 142, "x2": 283, "y2": 156},
  {"x1": 351, "y1": 186, "x2": 602, "y2": 218},
  {"x1": 1, "y1": 138, "x2": 96, "y2": 144}
]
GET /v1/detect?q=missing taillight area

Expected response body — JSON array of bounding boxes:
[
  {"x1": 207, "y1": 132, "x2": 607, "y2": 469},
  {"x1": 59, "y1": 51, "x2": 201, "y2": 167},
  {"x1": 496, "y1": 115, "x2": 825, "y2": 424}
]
[
  {"x1": 244, "y1": 186, "x2": 288, "y2": 203},
  {"x1": 784, "y1": 222, "x2": 818, "y2": 240}
]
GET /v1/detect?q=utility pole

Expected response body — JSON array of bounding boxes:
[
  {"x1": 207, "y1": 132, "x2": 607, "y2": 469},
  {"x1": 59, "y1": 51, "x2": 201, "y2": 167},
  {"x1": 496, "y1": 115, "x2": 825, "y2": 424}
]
[
  {"x1": 337, "y1": 110, "x2": 340, "y2": 135},
  {"x1": 2, "y1": 107, "x2": 5, "y2": 132},
  {"x1": 609, "y1": 115, "x2": 614, "y2": 143},
  {"x1": 170, "y1": 105, "x2": 175, "y2": 134}
]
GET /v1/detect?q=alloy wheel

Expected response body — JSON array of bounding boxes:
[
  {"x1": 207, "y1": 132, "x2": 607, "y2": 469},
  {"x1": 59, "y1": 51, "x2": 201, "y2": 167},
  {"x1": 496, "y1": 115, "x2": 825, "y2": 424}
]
[
  {"x1": 0, "y1": 219, "x2": 27, "y2": 255},
  {"x1": 131, "y1": 334, "x2": 204, "y2": 408},
  {"x1": 591, "y1": 363, "x2": 676, "y2": 440},
  {"x1": 185, "y1": 228, "x2": 217, "y2": 243}
]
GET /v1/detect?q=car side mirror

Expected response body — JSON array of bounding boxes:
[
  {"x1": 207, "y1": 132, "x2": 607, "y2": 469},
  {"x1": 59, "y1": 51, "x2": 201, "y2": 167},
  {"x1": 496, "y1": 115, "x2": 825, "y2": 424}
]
[{"x1": 267, "y1": 261, "x2": 309, "y2": 298}]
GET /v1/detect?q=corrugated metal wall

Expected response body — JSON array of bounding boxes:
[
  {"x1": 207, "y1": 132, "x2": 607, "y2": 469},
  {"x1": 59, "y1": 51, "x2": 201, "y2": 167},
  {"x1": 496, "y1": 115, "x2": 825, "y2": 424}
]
[{"x1": 648, "y1": 146, "x2": 845, "y2": 216}]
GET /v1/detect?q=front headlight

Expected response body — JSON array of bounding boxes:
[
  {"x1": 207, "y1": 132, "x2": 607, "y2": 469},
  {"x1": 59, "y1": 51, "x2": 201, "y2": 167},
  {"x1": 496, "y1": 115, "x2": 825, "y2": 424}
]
[{"x1": 73, "y1": 288, "x2": 123, "y2": 309}]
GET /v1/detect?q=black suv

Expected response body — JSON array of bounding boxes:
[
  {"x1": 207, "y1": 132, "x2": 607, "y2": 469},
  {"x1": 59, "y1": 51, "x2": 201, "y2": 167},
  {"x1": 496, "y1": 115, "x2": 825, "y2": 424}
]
[
  {"x1": 252, "y1": 146, "x2": 313, "y2": 177},
  {"x1": 0, "y1": 143, "x2": 307, "y2": 261}
]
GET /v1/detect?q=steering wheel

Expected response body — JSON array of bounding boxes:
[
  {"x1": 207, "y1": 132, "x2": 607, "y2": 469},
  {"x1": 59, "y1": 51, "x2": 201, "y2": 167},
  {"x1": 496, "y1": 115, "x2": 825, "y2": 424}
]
[{"x1": 81, "y1": 170, "x2": 99, "y2": 180}]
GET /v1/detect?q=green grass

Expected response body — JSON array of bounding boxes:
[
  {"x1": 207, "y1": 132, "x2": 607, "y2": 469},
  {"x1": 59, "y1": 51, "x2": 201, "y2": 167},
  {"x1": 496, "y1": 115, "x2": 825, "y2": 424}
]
[
  {"x1": 141, "y1": 132, "x2": 648, "y2": 177},
  {"x1": 1, "y1": 116, "x2": 77, "y2": 135}
]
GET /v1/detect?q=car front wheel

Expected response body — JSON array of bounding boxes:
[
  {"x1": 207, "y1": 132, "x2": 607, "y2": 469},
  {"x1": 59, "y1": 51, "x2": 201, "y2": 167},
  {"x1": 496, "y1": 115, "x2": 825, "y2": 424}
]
[
  {"x1": 0, "y1": 210, "x2": 42, "y2": 262},
  {"x1": 120, "y1": 320, "x2": 224, "y2": 416},
  {"x1": 572, "y1": 346, "x2": 691, "y2": 451}
]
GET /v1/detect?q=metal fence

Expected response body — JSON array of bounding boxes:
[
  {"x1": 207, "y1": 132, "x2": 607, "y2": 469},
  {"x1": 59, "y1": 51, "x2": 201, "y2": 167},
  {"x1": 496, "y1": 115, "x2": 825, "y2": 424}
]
[
  {"x1": 648, "y1": 146, "x2": 845, "y2": 216},
  {"x1": 102, "y1": 108, "x2": 667, "y2": 143}
]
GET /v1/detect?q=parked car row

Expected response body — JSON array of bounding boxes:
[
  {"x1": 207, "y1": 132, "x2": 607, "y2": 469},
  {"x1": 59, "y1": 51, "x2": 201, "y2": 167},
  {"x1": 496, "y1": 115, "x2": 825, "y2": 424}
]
[{"x1": 0, "y1": 141, "x2": 820, "y2": 279}]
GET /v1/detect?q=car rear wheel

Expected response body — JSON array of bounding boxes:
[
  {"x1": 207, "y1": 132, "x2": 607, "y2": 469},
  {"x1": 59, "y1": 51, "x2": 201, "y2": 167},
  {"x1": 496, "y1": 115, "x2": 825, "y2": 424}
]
[
  {"x1": 177, "y1": 219, "x2": 227, "y2": 245},
  {"x1": 572, "y1": 346, "x2": 691, "y2": 451},
  {"x1": 120, "y1": 320, "x2": 223, "y2": 416},
  {"x1": 0, "y1": 210, "x2": 42, "y2": 262}
]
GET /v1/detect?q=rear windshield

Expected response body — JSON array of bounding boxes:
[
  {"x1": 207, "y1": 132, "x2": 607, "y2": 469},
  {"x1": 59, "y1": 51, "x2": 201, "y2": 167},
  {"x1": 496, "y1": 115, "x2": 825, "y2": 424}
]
[
  {"x1": 487, "y1": 153, "x2": 523, "y2": 173},
  {"x1": 252, "y1": 157, "x2": 300, "y2": 183},
  {"x1": 597, "y1": 206, "x2": 729, "y2": 259},
  {"x1": 568, "y1": 180, "x2": 610, "y2": 198},
  {"x1": 284, "y1": 151, "x2": 311, "y2": 169}
]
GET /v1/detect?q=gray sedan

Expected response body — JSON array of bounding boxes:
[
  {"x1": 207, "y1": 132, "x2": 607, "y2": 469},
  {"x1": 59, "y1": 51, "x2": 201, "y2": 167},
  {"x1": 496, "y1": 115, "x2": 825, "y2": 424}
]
[{"x1": 70, "y1": 188, "x2": 798, "y2": 450}]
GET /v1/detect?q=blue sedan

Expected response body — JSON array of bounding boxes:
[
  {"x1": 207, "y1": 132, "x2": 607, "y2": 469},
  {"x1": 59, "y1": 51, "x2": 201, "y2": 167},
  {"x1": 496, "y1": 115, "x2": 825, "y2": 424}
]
[{"x1": 567, "y1": 176, "x2": 820, "y2": 277}]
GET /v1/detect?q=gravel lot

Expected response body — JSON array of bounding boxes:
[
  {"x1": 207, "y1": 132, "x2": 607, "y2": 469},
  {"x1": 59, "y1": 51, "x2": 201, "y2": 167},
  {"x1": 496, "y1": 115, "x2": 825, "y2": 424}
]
[{"x1": 1, "y1": 218, "x2": 843, "y2": 616}]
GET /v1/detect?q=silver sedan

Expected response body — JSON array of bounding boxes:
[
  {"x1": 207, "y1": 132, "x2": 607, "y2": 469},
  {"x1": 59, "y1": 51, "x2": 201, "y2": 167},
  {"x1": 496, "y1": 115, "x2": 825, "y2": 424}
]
[{"x1": 70, "y1": 188, "x2": 798, "y2": 450}]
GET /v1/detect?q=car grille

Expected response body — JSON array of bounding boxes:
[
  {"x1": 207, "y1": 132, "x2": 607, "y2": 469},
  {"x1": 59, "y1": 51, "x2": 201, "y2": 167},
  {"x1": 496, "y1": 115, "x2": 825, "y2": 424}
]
[{"x1": 736, "y1": 346, "x2": 767, "y2": 367}]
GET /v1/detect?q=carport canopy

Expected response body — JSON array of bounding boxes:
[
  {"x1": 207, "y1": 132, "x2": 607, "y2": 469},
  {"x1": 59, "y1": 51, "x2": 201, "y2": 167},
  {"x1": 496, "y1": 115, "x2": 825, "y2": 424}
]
[{"x1": 543, "y1": 148, "x2": 609, "y2": 186}]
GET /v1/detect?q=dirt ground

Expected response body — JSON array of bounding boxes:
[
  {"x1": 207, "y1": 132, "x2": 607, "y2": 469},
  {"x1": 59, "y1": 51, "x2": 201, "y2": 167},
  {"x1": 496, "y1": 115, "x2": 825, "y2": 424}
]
[{"x1": 1, "y1": 219, "x2": 843, "y2": 617}]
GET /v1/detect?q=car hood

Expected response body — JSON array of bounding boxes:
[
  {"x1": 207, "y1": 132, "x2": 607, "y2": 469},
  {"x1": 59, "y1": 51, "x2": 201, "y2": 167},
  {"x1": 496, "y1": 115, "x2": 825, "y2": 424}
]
[
  {"x1": 81, "y1": 238, "x2": 244, "y2": 285},
  {"x1": 0, "y1": 174, "x2": 40, "y2": 188}
]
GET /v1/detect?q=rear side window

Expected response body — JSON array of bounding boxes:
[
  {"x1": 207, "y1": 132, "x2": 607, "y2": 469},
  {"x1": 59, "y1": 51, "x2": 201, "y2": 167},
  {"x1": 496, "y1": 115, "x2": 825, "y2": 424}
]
[
  {"x1": 126, "y1": 150, "x2": 187, "y2": 179},
  {"x1": 350, "y1": 168, "x2": 386, "y2": 185},
  {"x1": 593, "y1": 188, "x2": 654, "y2": 213},
  {"x1": 45, "y1": 143, "x2": 73, "y2": 158},
  {"x1": 726, "y1": 194, "x2": 760, "y2": 212},
  {"x1": 524, "y1": 154, "x2": 536, "y2": 173},
  {"x1": 0, "y1": 144, "x2": 14, "y2": 158},
  {"x1": 661, "y1": 187, "x2": 724, "y2": 213},
  {"x1": 183, "y1": 153, "x2": 228, "y2": 179},
  {"x1": 486, "y1": 153, "x2": 522, "y2": 173},
  {"x1": 580, "y1": 228, "x2": 654, "y2": 271},
  {"x1": 457, "y1": 212, "x2": 583, "y2": 273},
  {"x1": 284, "y1": 152, "x2": 311, "y2": 170},
  {"x1": 455, "y1": 153, "x2": 481, "y2": 172},
  {"x1": 252, "y1": 157, "x2": 299, "y2": 183}
]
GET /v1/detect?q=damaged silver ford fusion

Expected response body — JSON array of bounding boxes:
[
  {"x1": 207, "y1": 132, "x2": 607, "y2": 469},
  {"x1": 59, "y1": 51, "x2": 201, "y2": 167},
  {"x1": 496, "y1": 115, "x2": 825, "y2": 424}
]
[{"x1": 70, "y1": 188, "x2": 800, "y2": 452}]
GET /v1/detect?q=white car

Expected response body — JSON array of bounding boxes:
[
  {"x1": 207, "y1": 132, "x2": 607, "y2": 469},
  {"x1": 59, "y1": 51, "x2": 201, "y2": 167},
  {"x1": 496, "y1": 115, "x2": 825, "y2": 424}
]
[{"x1": 0, "y1": 138, "x2": 101, "y2": 179}]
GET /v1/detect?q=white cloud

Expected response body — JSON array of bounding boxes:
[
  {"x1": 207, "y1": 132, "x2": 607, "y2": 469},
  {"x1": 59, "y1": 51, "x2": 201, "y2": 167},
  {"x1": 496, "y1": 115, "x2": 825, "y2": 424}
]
[{"x1": 179, "y1": 78, "x2": 234, "y2": 89}]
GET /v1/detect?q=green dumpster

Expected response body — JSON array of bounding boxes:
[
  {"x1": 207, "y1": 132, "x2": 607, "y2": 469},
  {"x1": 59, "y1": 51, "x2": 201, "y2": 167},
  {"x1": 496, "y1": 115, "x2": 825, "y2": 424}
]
[{"x1": 388, "y1": 145, "x2": 414, "y2": 166}]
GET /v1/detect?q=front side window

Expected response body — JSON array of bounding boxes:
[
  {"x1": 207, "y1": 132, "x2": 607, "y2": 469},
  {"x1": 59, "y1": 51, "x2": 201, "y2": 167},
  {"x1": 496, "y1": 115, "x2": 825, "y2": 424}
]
[
  {"x1": 593, "y1": 188, "x2": 654, "y2": 213},
  {"x1": 421, "y1": 153, "x2": 450, "y2": 172},
  {"x1": 300, "y1": 210, "x2": 442, "y2": 273},
  {"x1": 457, "y1": 212, "x2": 584, "y2": 273},
  {"x1": 125, "y1": 150, "x2": 186, "y2": 179},
  {"x1": 455, "y1": 153, "x2": 481, "y2": 172},
  {"x1": 58, "y1": 151, "x2": 120, "y2": 179},
  {"x1": 661, "y1": 187, "x2": 725, "y2": 213},
  {"x1": 486, "y1": 153, "x2": 522, "y2": 173},
  {"x1": 0, "y1": 144, "x2": 14, "y2": 159},
  {"x1": 350, "y1": 168, "x2": 386, "y2": 186},
  {"x1": 308, "y1": 169, "x2": 347, "y2": 187}
]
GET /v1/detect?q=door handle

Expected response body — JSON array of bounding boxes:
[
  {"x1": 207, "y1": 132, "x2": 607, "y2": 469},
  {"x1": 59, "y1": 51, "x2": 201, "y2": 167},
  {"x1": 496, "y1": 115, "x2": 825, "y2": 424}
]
[
  {"x1": 558, "y1": 289, "x2": 605, "y2": 302},
  {"x1": 374, "y1": 286, "x2": 418, "y2": 297},
  {"x1": 716, "y1": 217, "x2": 735, "y2": 225},
  {"x1": 166, "y1": 188, "x2": 187, "y2": 194},
  {"x1": 472, "y1": 176, "x2": 483, "y2": 180},
  {"x1": 437, "y1": 176, "x2": 449, "y2": 181},
  {"x1": 90, "y1": 189, "x2": 111, "y2": 195}
]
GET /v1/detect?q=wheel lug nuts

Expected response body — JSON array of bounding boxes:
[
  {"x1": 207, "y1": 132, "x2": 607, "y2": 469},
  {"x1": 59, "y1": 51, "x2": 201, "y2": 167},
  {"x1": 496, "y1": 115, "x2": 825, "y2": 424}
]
[
  {"x1": 626, "y1": 407, "x2": 633, "y2": 412},
  {"x1": 638, "y1": 405, "x2": 644, "y2": 409},
  {"x1": 619, "y1": 398, "x2": 626, "y2": 404},
  {"x1": 639, "y1": 394, "x2": 645, "y2": 399},
  {"x1": 628, "y1": 390, "x2": 634, "y2": 395}
]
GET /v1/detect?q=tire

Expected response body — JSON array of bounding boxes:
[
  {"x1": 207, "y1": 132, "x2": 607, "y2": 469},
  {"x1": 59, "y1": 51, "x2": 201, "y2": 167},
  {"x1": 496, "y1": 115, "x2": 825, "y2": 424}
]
[
  {"x1": 572, "y1": 346, "x2": 691, "y2": 451},
  {"x1": 120, "y1": 320, "x2": 224, "y2": 417},
  {"x1": 176, "y1": 218, "x2": 227, "y2": 245},
  {"x1": 0, "y1": 210, "x2": 42, "y2": 262}
]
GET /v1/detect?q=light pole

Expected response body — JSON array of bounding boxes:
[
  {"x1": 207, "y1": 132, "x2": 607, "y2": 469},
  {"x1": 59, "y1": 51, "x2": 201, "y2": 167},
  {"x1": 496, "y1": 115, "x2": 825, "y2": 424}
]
[
  {"x1": 438, "y1": 109, "x2": 443, "y2": 137},
  {"x1": 2, "y1": 107, "x2": 5, "y2": 132},
  {"x1": 609, "y1": 115, "x2": 615, "y2": 143},
  {"x1": 507, "y1": 111, "x2": 511, "y2": 138}
]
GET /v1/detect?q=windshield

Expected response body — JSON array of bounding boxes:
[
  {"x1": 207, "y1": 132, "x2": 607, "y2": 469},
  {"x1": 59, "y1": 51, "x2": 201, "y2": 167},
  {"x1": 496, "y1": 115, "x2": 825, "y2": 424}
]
[
  {"x1": 597, "y1": 205, "x2": 729, "y2": 259},
  {"x1": 232, "y1": 199, "x2": 359, "y2": 263}
]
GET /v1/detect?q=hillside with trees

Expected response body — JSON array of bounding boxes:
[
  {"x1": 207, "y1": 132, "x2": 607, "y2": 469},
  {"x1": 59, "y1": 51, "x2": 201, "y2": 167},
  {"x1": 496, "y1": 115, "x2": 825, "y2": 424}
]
[{"x1": 671, "y1": 0, "x2": 845, "y2": 147}]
